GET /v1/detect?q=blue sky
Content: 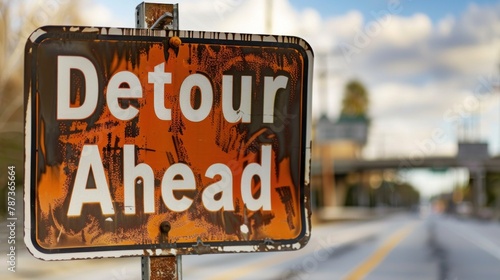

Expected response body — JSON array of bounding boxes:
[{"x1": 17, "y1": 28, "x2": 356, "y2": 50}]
[{"x1": 288, "y1": 0, "x2": 499, "y2": 21}]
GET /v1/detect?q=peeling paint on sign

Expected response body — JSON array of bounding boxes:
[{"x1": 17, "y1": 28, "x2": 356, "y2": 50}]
[{"x1": 24, "y1": 27, "x2": 313, "y2": 260}]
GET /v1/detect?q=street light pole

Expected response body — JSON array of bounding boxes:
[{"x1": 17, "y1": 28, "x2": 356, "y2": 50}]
[{"x1": 265, "y1": 0, "x2": 273, "y2": 33}]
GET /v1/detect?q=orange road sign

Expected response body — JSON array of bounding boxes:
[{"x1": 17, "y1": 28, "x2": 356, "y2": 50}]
[{"x1": 24, "y1": 26, "x2": 313, "y2": 260}]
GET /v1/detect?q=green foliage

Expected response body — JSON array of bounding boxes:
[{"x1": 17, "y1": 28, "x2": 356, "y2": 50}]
[
  {"x1": 343, "y1": 178, "x2": 420, "y2": 208},
  {"x1": 340, "y1": 80, "x2": 369, "y2": 119},
  {"x1": 486, "y1": 172, "x2": 500, "y2": 207}
]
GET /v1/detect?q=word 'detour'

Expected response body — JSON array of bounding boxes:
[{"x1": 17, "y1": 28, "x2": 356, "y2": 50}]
[{"x1": 57, "y1": 57, "x2": 289, "y2": 123}]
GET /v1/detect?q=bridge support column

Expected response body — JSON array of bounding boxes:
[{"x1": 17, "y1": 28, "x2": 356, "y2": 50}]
[
  {"x1": 470, "y1": 166, "x2": 486, "y2": 217},
  {"x1": 321, "y1": 152, "x2": 336, "y2": 207}
]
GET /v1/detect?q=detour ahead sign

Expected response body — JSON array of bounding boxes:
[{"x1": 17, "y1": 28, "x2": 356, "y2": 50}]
[{"x1": 24, "y1": 26, "x2": 313, "y2": 260}]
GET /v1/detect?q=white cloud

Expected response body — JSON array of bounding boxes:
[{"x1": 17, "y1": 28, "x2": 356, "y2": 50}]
[
  {"x1": 437, "y1": 15, "x2": 455, "y2": 37},
  {"x1": 299, "y1": 8, "x2": 322, "y2": 33},
  {"x1": 377, "y1": 13, "x2": 433, "y2": 48},
  {"x1": 179, "y1": 0, "x2": 224, "y2": 30},
  {"x1": 326, "y1": 10, "x2": 364, "y2": 40},
  {"x1": 439, "y1": 43, "x2": 500, "y2": 76},
  {"x1": 178, "y1": 0, "x2": 303, "y2": 34},
  {"x1": 79, "y1": 1, "x2": 127, "y2": 27},
  {"x1": 458, "y1": 3, "x2": 500, "y2": 42}
]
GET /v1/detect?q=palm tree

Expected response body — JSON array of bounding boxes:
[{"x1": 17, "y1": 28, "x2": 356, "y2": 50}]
[{"x1": 340, "y1": 80, "x2": 369, "y2": 120}]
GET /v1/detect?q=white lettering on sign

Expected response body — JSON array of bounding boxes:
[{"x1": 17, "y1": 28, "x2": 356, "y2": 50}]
[
  {"x1": 161, "y1": 162, "x2": 197, "y2": 212},
  {"x1": 263, "y1": 76, "x2": 289, "y2": 123},
  {"x1": 241, "y1": 145, "x2": 271, "y2": 211},
  {"x1": 57, "y1": 56, "x2": 99, "y2": 120},
  {"x1": 148, "y1": 62, "x2": 172, "y2": 120},
  {"x1": 222, "y1": 75, "x2": 252, "y2": 123},
  {"x1": 67, "y1": 145, "x2": 114, "y2": 216},
  {"x1": 179, "y1": 73, "x2": 213, "y2": 122},
  {"x1": 123, "y1": 145, "x2": 155, "y2": 214},
  {"x1": 203, "y1": 163, "x2": 234, "y2": 211},
  {"x1": 107, "y1": 71, "x2": 143, "y2": 120},
  {"x1": 56, "y1": 55, "x2": 287, "y2": 217},
  {"x1": 66, "y1": 144, "x2": 272, "y2": 216}
]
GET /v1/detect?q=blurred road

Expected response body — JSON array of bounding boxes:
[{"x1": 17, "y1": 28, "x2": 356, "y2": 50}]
[{"x1": 2, "y1": 211, "x2": 500, "y2": 279}]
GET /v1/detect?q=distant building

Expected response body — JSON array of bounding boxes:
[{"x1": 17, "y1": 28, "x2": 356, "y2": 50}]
[
  {"x1": 312, "y1": 114, "x2": 370, "y2": 210},
  {"x1": 314, "y1": 114, "x2": 369, "y2": 159}
]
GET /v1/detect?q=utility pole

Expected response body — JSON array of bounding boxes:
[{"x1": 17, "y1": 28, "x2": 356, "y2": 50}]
[{"x1": 265, "y1": 0, "x2": 273, "y2": 33}]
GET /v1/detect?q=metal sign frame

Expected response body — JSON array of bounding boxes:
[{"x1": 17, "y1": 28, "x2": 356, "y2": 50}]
[{"x1": 24, "y1": 26, "x2": 313, "y2": 260}]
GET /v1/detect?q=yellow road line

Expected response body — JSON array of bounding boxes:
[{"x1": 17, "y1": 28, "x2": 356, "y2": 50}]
[
  {"x1": 207, "y1": 221, "x2": 417, "y2": 280},
  {"x1": 343, "y1": 222, "x2": 417, "y2": 280}
]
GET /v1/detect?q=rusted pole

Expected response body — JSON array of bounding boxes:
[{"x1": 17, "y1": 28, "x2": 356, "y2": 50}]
[
  {"x1": 142, "y1": 255, "x2": 182, "y2": 280},
  {"x1": 136, "y1": 3, "x2": 181, "y2": 280}
]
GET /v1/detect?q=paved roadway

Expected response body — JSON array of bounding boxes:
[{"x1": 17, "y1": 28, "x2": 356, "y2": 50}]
[{"x1": 2, "y1": 211, "x2": 500, "y2": 279}]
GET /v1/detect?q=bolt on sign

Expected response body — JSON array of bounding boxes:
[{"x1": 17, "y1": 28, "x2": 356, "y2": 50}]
[{"x1": 24, "y1": 26, "x2": 313, "y2": 260}]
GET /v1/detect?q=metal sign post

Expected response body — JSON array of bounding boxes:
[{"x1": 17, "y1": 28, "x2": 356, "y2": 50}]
[
  {"x1": 137, "y1": 3, "x2": 181, "y2": 279},
  {"x1": 142, "y1": 255, "x2": 182, "y2": 280}
]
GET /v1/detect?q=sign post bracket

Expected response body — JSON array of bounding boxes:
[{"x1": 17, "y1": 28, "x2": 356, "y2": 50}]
[{"x1": 136, "y1": 2, "x2": 181, "y2": 279}]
